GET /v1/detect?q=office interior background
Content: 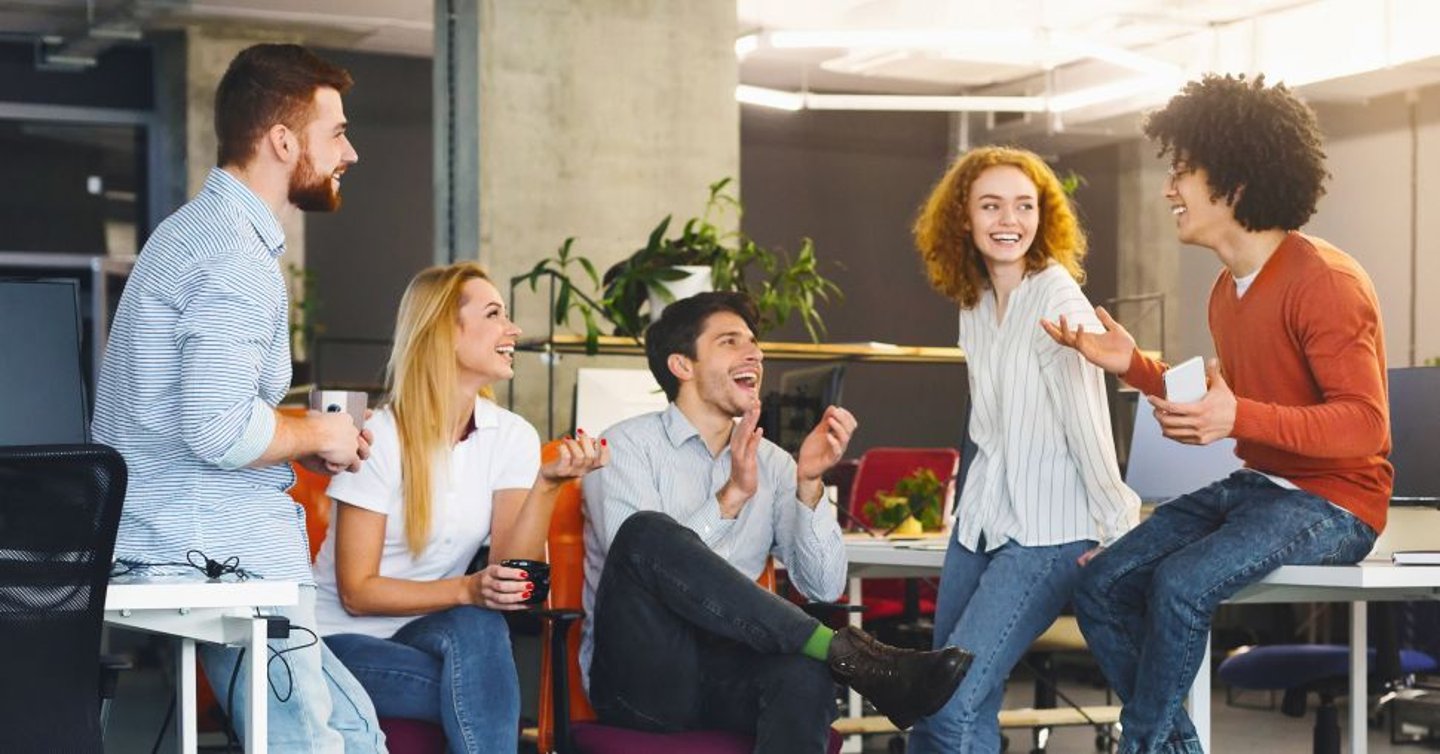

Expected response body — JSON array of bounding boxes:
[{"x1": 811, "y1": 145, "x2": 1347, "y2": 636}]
[{"x1": 6, "y1": 1, "x2": 1440, "y2": 751}]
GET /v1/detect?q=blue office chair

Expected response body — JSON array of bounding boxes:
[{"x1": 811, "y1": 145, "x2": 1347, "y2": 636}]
[
  {"x1": 1218, "y1": 604, "x2": 1439, "y2": 754},
  {"x1": 0, "y1": 444, "x2": 128, "y2": 753}
]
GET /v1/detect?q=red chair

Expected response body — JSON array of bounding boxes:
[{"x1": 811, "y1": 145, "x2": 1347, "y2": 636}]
[
  {"x1": 534, "y1": 441, "x2": 842, "y2": 754},
  {"x1": 847, "y1": 448, "x2": 960, "y2": 625}
]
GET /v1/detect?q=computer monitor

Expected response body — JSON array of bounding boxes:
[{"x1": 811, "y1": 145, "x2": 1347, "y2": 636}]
[
  {"x1": 0, "y1": 279, "x2": 89, "y2": 445},
  {"x1": 1123, "y1": 395, "x2": 1242, "y2": 504},
  {"x1": 1387, "y1": 366, "x2": 1440, "y2": 504},
  {"x1": 772, "y1": 363, "x2": 846, "y2": 454}
]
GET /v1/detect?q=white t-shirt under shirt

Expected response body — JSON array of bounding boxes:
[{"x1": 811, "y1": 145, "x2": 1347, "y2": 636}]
[{"x1": 312, "y1": 397, "x2": 542, "y2": 639}]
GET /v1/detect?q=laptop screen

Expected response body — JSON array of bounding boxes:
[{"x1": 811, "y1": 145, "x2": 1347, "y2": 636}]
[
  {"x1": 1122, "y1": 394, "x2": 1242, "y2": 504},
  {"x1": 0, "y1": 279, "x2": 89, "y2": 446},
  {"x1": 1388, "y1": 366, "x2": 1440, "y2": 505}
]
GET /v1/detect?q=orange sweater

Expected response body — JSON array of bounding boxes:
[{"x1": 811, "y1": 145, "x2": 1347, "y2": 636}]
[{"x1": 1123, "y1": 232, "x2": 1392, "y2": 532}]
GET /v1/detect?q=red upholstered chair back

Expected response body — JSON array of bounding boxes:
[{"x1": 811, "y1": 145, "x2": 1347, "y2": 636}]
[{"x1": 848, "y1": 447, "x2": 961, "y2": 529}]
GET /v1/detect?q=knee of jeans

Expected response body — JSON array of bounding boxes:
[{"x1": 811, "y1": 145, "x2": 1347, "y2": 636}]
[
  {"x1": 1150, "y1": 563, "x2": 1212, "y2": 624},
  {"x1": 614, "y1": 511, "x2": 682, "y2": 551}
]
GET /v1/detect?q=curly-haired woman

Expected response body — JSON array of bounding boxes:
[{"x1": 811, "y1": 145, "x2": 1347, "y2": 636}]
[{"x1": 907, "y1": 146, "x2": 1139, "y2": 753}]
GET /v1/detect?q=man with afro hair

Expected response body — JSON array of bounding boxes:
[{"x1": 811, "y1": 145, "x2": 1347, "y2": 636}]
[{"x1": 1043, "y1": 73, "x2": 1391, "y2": 754}]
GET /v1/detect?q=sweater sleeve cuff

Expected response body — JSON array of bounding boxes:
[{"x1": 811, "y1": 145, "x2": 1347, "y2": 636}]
[
  {"x1": 217, "y1": 399, "x2": 275, "y2": 470},
  {"x1": 1231, "y1": 397, "x2": 1272, "y2": 444},
  {"x1": 1121, "y1": 348, "x2": 1167, "y2": 397}
]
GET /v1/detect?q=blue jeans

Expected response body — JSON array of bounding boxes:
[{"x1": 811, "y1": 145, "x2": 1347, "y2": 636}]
[
  {"x1": 908, "y1": 536, "x2": 1093, "y2": 754},
  {"x1": 198, "y1": 586, "x2": 385, "y2": 754},
  {"x1": 1074, "y1": 472, "x2": 1377, "y2": 754},
  {"x1": 325, "y1": 606, "x2": 519, "y2": 754}
]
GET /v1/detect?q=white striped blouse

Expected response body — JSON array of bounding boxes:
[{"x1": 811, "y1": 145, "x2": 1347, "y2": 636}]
[
  {"x1": 92, "y1": 168, "x2": 310, "y2": 583},
  {"x1": 955, "y1": 263, "x2": 1139, "y2": 551}
]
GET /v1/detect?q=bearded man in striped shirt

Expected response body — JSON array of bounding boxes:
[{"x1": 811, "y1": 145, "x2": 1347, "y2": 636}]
[{"x1": 94, "y1": 44, "x2": 382, "y2": 753}]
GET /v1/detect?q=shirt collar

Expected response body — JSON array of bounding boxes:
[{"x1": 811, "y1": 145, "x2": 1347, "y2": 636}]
[
  {"x1": 458, "y1": 396, "x2": 501, "y2": 442},
  {"x1": 203, "y1": 167, "x2": 286, "y2": 257},
  {"x1": 661, "y1": 403, "x2": 702, "y2": 448}
]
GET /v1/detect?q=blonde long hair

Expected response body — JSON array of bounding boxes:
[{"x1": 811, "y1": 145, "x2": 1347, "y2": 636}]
[{"x1": 385, "y1": 260, "x2": 494, "y2": 556}]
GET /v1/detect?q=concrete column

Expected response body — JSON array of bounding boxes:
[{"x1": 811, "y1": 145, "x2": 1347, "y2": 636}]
[{"x1": 457, "y1": 0, "x2": 739, "y2": 431}]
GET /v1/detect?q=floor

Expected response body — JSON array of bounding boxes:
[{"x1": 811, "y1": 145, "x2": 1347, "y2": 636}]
[{"x1": 100, "y1": 638, "x2": 1440, "y2": 753}]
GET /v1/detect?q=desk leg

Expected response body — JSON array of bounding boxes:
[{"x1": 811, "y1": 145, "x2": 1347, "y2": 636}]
[
  {"x1": 246, "y1": 617, "x2": 269, "y2": 754},
  {"x1": 1190, "y1": 631, "x2": 1211, "y2": 753},
  {"x1": 177, "y1": 638, "x2": 197, "y2": 754},
  {"x1": 842, "y1": 576, "x2": 863, "y2": 754},
  {"x1": 1351, "y1": 601, "x2": 1367, "y2": 754}
]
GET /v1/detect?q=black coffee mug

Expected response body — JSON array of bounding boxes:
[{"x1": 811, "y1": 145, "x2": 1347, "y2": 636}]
[{"x1": 500, "y1": 558, "x2": 551, "y2": 606}]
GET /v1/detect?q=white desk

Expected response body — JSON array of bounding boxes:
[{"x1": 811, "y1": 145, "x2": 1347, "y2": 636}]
[
  {"x1": 841, "y1": 536, "x2": 1440, "y2": 754},
  {"x1": 105, "y1": 579, "x2": 300, "y2": 754}
]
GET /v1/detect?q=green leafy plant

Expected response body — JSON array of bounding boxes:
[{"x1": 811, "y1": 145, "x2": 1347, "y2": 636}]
[
  {"x1": 862, "y1": 468, "x2": 947, "y2": 533},
  {"x1": 515, "y1": 177, "x2": 841, "y2": 354},
  {"x1": 285, "y1": 262, "x2": 324, "y2": 362}
]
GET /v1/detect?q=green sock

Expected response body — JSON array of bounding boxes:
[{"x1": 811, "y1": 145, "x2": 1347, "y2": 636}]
[{"x1": 801, "y1": 625, "x2": 835, "y2": 662}]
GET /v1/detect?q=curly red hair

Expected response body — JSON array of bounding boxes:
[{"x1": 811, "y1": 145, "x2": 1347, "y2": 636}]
[{"x1": 914, "y1": 146, "x2": 1087, "y2": 309}]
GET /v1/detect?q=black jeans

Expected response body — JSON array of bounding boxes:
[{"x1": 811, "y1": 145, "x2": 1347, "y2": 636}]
[{"x1": 589, "y1": 511, "x2": 836, "y2": 754}]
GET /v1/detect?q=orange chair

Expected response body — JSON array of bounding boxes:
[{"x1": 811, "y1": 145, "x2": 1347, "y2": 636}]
[
  {"x1": 847, "y1": 447, "x2": 960, "y2": 627},
  {"x1": 533, "y1": 440, "x2": 840, "y2": 754}
]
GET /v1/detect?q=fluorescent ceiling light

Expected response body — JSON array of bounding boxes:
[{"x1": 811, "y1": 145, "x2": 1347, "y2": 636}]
[
  {"x1": 734, "y1": 34, "x2": 760, "y2": 59},
  {"x1": 1047, "y1": 73, "x2": 1181, "y2": 113},
  {"x1": 736, "y1": 85, "x2": 803, "y2": 111},
  {"x1": 805, "y1": 92, "x2": 1046, "y2": 113},
  {"x1": 768, "y1": 29, "x2": 1034, "y2": 50}
]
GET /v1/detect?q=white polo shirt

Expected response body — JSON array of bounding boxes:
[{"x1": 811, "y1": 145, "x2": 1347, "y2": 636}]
[{"x1": 313, "y1": 396, "x2": 541, "y2": 639}]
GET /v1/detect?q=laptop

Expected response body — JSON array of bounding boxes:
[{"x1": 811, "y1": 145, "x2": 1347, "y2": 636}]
[{"x1": 1122, "y1": 395, "x2": 1242, "y2": 504}]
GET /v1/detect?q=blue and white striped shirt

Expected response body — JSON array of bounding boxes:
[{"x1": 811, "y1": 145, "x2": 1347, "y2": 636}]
[
  {"x1": 579, "y1": 403, "x2": 847, "y2": 681},
  {"x1": 93, "y1": 168, "x2": 310, "y2": 583}
]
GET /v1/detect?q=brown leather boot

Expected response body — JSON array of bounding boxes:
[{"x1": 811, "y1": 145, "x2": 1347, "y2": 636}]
[{"x1": 827, "y1": 625, "x2": 972, "y2": 730}]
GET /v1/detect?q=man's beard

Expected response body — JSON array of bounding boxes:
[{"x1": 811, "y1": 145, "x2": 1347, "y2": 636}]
[{"x1": 288, "y1": 147, "x2": 341, "y2": 212}]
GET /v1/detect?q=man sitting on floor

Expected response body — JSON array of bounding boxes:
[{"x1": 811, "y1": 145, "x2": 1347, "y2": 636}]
[{"x1": 581, "y1": 291, "x2": 971, "y2": 753}]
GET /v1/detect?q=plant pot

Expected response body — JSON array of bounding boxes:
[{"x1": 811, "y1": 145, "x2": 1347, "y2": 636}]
[{"x1": 646, "y1": 265, "x2": 713, "y2": 320}]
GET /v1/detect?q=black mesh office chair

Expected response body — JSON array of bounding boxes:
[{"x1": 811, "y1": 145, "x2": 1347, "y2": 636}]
[{"x1": 0, "y1": 444, "x2": 127, "y2": 754}]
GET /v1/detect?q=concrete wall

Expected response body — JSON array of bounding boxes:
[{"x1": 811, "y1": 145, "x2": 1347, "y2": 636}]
[{"x1": 475, "y1": 0, "x2": 739, "y2": 431}]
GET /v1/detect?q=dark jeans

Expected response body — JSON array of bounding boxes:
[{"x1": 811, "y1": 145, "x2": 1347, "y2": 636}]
[
  {"x1": 1074, "y1": 471, "x2": 1377, "y2": 754},
  {"x1": 588, "y1": 511, "x2": 835, "y2": 754}
]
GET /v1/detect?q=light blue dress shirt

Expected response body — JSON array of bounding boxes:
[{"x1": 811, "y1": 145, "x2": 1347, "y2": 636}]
[{"x1": 93, "y1": 168, "x2": 311, "y2": 583}]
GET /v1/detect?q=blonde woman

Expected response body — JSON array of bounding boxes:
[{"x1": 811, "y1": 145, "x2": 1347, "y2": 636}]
[
  {"x1": 312, "y1": 261, "x2": 607, "y2": 754},
  {"x1": 907, "y1": 147, "x2": 1139, "y2": 753}
]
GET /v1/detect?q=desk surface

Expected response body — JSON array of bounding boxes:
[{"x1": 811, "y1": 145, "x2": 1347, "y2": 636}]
[
  {"x1": 844, "y1": 536, "x2": 1440, "y2": 594},
  {"x1": 106, "y1": 579, "x2": 299, "y2": 611}
]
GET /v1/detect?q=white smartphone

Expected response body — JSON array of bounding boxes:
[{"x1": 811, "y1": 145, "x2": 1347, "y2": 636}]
[{"x1": 1163, "y1": 356, "x2": 1207, "y2": 403}]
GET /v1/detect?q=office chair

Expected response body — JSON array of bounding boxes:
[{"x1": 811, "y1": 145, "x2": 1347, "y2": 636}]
[
  {"x1": 846, "y1": 447, "x2": 960, "y2": 640},
  {"x1": 0, "y1": 443, "x2": 127, "y2": 754},
  {"x1": 1218, "y1": 603, "x2": 1438, "y2": 754},
  {"x1": 532, "y1": 441, "x2": 843, "y2": 754}
]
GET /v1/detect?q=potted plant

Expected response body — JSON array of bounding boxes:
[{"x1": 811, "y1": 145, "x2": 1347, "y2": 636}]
[
  {"x1": 285, "y1": 262, "x2": 323, "y2": 385},
  {"x1": 862, "y1": 468, "x2": 947, "y2": 535},
  {"x1": 514, "y1": 178, "x2": 841, "y2": 354}
]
